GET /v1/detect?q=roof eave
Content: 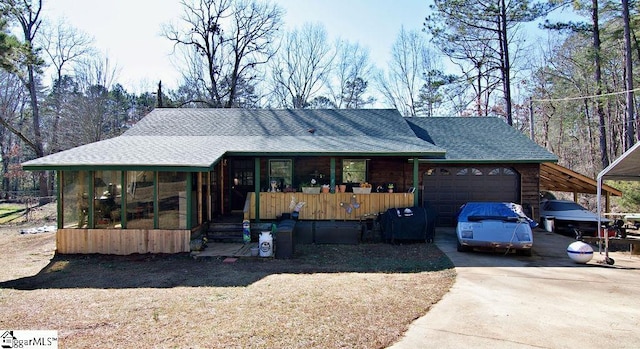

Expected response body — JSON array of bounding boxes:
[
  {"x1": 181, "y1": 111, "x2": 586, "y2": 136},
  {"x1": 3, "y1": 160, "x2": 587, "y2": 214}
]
[
  {"x1": 419, "y1": 158, "x2": 558, "y2": 164},
  {"x1": 225, "y1": 150, "x2": 447, "y2": 157},
  {"x1": 21, "y1": 164, "x2": 217, "y2": 172}
]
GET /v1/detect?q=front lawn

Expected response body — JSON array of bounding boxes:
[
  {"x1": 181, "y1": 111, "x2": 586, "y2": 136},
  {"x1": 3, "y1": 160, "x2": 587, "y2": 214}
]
[{"x1": 0, "y1": 223, "x2": 455, "y2": 348}]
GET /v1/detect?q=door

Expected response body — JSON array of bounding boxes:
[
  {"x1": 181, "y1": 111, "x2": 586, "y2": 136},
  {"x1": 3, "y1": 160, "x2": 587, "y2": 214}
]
[
  {"x1": 423, "y1": 167, "x2": 519, "y2": 226},
  {"x1": 229, "y1": 159, "x2": 254, "y2": 212}
]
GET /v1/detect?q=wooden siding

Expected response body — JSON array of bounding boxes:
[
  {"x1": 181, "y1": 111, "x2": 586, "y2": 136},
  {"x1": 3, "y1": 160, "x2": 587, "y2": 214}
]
[
  {"x1": 245, "y1": 192, "x2": 414, "y2": 220},
  {"x1": 57, "y1": 228, "x2": 191, "y2": 255},
  {"x1": 518, "y1": 163, "x2": 541, "y2": 221}
]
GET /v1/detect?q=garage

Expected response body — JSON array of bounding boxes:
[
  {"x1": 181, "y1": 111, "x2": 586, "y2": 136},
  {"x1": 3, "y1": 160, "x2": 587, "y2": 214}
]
[{"x1": 423, "y1": 166, "x2": 520, "y2": 226}]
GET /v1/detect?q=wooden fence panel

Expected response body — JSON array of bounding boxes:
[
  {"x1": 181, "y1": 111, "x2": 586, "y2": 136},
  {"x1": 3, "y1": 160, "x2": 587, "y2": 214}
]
[
  {"x1": 57, "y1": 228, "x2": 190, "y2": 255},
  {"x1": 245, "y1": 192, "x2": 414, "y2": 220}
]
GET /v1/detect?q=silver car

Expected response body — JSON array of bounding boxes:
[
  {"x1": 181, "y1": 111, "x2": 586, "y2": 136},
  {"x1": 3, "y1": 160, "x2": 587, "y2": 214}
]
[
  {"x1": 539, "y1": 200, "x2": 609, "y2": 238},
  {"x1": 456, "y1": 202, "x2": 534, "y2": 256}
]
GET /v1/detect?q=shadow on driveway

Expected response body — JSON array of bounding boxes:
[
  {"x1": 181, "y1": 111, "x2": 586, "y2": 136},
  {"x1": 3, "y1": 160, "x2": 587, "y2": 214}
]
[
  {"x1": 436, "y1": 227, "x2": 640, "y2": 269},
  {"x1": 389, "y1": 227, "x2": 640, "y2": 349}
]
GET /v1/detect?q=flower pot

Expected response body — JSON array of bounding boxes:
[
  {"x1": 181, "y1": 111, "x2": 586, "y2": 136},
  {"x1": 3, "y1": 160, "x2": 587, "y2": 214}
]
[
  {"x1": 339, "y1": 184, "x2": 347, "y2": 193},
  {"x1": 302, "y1": 187, "x2": 320, "y2": 194},
  {"x1": 321, "y1": 186, "x2": 330, "y2": 193},
  {"x1": 388, "y1": 189, "x2": 393, "y2": 193}
]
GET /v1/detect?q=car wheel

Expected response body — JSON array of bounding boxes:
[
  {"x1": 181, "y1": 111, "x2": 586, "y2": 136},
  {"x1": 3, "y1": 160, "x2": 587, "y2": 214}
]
[
  {"x1": 457, "y1": 240, "x2": 471, "y2": 252},
  {"x1": 516, "y1": 248, "x2": 532, "y2": 257}
]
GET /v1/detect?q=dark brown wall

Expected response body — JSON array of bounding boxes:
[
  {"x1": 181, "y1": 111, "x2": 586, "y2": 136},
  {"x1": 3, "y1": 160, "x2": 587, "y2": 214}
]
[
  {"x1": 257, "y1": 156, "x2": 412, "y2": 190},
  {"x1": 243, "y1": 156, "x2": 542, "y2": 220}
]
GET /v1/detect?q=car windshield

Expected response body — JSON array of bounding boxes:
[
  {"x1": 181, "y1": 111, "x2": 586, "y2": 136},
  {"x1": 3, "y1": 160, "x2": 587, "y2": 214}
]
[{"x1": 545, "y1": 201, "x2": 586, "y2": 211}]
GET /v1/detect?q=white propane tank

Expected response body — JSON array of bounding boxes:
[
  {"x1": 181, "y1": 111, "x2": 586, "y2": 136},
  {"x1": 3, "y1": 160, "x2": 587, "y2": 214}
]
[
  {"x1": 259, "y1": 231, "x2": 273, "y2": 257},
  {"x1": 567, "y1": 241, "x2": 593, "y2": 264}
]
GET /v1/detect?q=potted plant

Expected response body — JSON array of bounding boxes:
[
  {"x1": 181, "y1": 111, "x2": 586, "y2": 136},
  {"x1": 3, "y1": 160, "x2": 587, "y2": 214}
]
[
  {"x1": 301, "y1": 179, "x2": 320, "y2": 194},
  {"x1": 387, "y1": 183, "x2": 394, "y2": 193},
  {"x1": 352, "y1": 182, "x2": 372, "y2": 194},
  {"x1": 321, "y1": 184, "x2": 331, "y2": 193}
]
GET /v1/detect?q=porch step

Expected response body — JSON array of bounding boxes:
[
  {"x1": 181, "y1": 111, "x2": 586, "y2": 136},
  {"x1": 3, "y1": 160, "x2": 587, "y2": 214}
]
[
  {"x1": 207, "y1": 222, "x2": 244, "y2": 243},
  {"x1": 207, "y1": 221, "x2": 275, "y2": 243}
]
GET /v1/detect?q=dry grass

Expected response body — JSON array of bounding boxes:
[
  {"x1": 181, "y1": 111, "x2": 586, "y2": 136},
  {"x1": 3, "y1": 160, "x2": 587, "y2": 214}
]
[{"x1": 0, "y1": 205, "x2": 455, "y2": 348}]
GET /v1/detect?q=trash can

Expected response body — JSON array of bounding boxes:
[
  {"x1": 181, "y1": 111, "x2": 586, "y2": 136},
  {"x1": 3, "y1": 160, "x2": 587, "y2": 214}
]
[
  {"x1": 275, "y1": 220, "x2": 295, "y2": 259},
  {"x1": 543, "y1": 216, "x2": 555, "y2": 232}
]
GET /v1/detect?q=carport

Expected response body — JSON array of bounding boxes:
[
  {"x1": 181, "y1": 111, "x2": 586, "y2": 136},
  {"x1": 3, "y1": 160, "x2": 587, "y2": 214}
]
[
  {"x1": 597, "y1": 142, "x2": 640, "y2": 262},
  {"x1": 540, "y1": 162, "x2": 622, "y2": 209}
]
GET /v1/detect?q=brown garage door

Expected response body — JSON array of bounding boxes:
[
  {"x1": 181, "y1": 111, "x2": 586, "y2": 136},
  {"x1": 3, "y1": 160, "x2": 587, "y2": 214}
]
[{"x1": 423, "y1": 167, "x2": 519, "y2": 226}]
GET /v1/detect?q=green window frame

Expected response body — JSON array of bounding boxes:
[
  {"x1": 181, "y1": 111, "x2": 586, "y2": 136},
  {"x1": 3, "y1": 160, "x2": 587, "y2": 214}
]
[
  {"x1": 342, "y1": 159, "x2": 368, "y2": 183},
  {"x1": 269, "y1": 159, "x2": 293, "y2": 190}
]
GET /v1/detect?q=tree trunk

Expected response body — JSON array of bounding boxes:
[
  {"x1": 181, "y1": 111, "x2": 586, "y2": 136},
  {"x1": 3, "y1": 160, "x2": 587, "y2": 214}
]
[
  {"x1": 622, "y1": 0, "x2": 635, "y2": 149},
  {"x1": 592, "y1": 0, "x2": 609, "y2": 168},
  {"x1": 26, "y1": 64, "x2": 49, "y2": 199},
  {"x1": 499, "y1": 0, "x2": 513, "y2": 125},
  {"x1": 476, "y1": 64, "x2": 482, "y2": 116}
]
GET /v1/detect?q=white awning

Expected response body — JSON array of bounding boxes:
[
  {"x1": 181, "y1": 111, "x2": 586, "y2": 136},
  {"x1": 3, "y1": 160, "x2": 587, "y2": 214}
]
[{"x1": 596, "y1": 141, "x2": 640, "y2": 263}]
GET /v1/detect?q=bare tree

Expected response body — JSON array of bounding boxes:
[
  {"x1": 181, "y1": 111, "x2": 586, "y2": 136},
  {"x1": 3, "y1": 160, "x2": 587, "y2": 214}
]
[
  {"x1": 38, "y1": 19, "x2": 94, "y2": 87},
  {"x1": 328, "y1": 41, "x2": 374, "y2": 109},
  {"x1": 163, "y1": 0, "x2": 283, "y2": 108},
  {"x1": 0, "y1": 70, "x2": 28, "y2": 193},
  {"x1": 270, "y1": 23, "x2": 335, "y2": 108},
  {"x1": 377, "y1": 27, "x2": 447, "y2": 117},
  {"x1": 1, "y1": 0, "x2": 49, "y2": 197},
  {"x1": 55, "y1": 53, "x2": 124, "y2": 148},
  {"x1": 38, "y1": 19, "x2": 93, "y2": 154},
  {"x1": 74, "y1": 53, "x2": 119, "y2": 93}
]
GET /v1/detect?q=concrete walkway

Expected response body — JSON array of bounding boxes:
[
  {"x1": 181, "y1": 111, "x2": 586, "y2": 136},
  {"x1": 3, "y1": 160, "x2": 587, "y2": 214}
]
[{"x1": 390, "y1": 228, "x2": 640, "y2": 349}]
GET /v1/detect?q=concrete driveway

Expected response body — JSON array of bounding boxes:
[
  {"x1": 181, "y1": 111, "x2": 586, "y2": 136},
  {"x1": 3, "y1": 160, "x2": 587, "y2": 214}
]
[{"x1": 390, "y1": 228, "x2": 640, "y2": 349}]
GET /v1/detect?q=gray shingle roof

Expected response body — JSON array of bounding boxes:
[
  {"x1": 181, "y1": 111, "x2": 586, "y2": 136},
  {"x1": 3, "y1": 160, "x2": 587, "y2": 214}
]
[
  {"x1": 124, "y1": 108, "x2": 419, "y2": 137},
  {"x1": 22, "y1": 137, "x2": 227, "y2": 169},
  {"x1": 23, "y1": 110, "x2": 557, "y2": 170},
  {"x1": 23, "y1": 109, "x2": 445, "y2": 170},
  {"x1": 406, "y1": 117, "x2": 557, "y2": 162}
]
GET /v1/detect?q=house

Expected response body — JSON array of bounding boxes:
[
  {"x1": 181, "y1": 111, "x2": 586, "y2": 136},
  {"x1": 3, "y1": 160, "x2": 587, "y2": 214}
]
[{"x1": 22, "y1": 108, "x2": 559, "y2": 254}]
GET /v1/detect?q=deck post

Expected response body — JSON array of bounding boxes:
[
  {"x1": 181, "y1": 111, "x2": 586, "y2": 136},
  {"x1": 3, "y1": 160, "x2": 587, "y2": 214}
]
[
  {"x1": 187, "y1": 173, "x2": 193, "y2": 229},
  {"x1": 57, "y1": 171, "x2": 63, "y2": 228},
  {"x1": 153, "y1": 172, "x2": 159, "y2": 229},
  {"x1": 120, "y1": 171, "x2": 127, "y2": 228},
  {"x1": 88, "y1": 171, "x2": 95, "y2": 228},
  {"x1": 330, "y1": 157, "x2": 336, "y2": 193},
  {"x1": 413, "y1": 158, "x2": 419, "y2": 207},
  {"x1": 255, "y1": 158, "x2": 261, "y2": 222}
]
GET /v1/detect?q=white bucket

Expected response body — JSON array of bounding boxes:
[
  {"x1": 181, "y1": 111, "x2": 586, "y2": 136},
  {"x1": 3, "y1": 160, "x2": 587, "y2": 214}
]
[
  {"x1": 543, "y1": 216, "x2": 555, "y2": 232},
  {"x1": 259, "y1": 232, "x2": 273, "y2": 257}
]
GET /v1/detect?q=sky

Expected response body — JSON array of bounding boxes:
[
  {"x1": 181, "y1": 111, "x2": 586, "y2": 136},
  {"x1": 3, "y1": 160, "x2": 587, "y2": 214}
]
[{"x1": 44, "y1": 0, "x2": 432, "y2": 94}]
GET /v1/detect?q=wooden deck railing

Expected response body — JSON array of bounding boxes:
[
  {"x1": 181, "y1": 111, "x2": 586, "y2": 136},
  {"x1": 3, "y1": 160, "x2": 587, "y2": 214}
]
[{"x1": 244, "y1": 192, "x2": 415, "y2": 221}]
